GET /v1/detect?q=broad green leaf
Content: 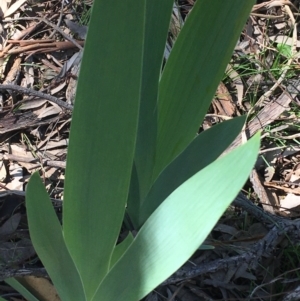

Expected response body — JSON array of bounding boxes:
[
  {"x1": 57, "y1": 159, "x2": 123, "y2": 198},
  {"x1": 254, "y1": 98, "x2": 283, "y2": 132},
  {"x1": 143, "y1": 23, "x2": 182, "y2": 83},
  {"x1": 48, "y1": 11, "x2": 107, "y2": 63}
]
[
  {"x1": 5, "y1": 278, "x2": 40, "y2": 301},
  {"x1": 133, "y1": 0, "x2": 174, "y2": 200},
  {"x1": 154, "y1": 0, "x2": 255, "y2": 179},
  {"x1": 0, "y1": 298, "x2": 7, "y2": 301},
  {"x1": 109, "y1": 232, "x2": 134, "y2": 269},
  {"x1": 127, "y1": 0, "x2": 174, "y2": 233},
  {"x1": 136, "y1": 116, "x2": 246, "y2": 228},
  {"x1": 25, "y1": 173, "x2": 86, "y2": 301},
  {"x1": 93, "y1": 134, "x2": 260, "y2": 301},
  {"x1": 63, "y1": 0, "x2": 144, "y2": 298}
]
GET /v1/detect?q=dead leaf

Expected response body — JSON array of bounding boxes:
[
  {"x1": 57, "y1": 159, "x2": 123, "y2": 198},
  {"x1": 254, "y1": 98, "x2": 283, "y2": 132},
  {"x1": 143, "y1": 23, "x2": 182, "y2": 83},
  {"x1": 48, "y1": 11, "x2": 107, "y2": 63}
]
[
  {"x1": 265, "y1": 182, "x2": 300, "y2": 194},
  {"x1": 0, "y1": 213, "x2": 21, "y2": 236},
  {"x1": 23, "y1": 58, "x2": 35, "y2": 88},
  {"x1": 19, "y1": 99, "x2": 48, "y2": 110},
  {"x1": 280, "y1": 193, "x2": 300, "y2": 209},
  {"x1": 16, "y1": 276, "x2": 60, "y2": 301},
  {"x1": 39, "y1": 139, "x2": 68, "y2": 151},
  {"x1": 37, "y1": 105, "x2": 62, "y2": 118},
  {"x1": 65, "y1": 19, "x2": 88, "y2": 39},
  {"x1": 50, "y1": 81, "x2": 67, "y2": 95},
  {"x1": 226, "y1": 65, "x2": 244, "y2": 107},
  {"x1": 212, "y1": 82, "x2": 236, "y2": 116},
  {"x1": 0, "y1": 0, "x2": 9, "y2": 18},
  {"x1": 265, "y1": 166, "x2": 275, "y2": 182},
  {"x1": 0, "y1": 160, "x2": 6, "y2": 181},
  {"x1": 3, "y1": 0, "x2": 26, "y2": 18},
  {"x1": 6, "y1": 163, "x2": 23, "y2": 191},
  {"x1": 269, "y1": 35, "x2": 300, "y2": 47},
  {"x1": 10, "y1": 144, "x2": 37, "y2": 171}
]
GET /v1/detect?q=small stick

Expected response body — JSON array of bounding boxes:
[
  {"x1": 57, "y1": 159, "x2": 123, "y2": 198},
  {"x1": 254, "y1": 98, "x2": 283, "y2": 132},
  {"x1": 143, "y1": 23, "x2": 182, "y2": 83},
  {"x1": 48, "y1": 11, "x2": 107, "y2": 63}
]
[
  {"x1": 0, "y1": 84, "x2": 73, "y2": 111},
  {"x1": 3, "y1": 17, "x2": 83, "y2": 50}
]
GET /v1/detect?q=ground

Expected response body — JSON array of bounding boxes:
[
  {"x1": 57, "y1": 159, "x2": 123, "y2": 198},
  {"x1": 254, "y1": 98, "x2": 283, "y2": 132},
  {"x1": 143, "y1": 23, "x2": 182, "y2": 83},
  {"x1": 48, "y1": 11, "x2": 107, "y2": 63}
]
[{"x1": 0, "y1": 0, "x2": 299, "y2": 300}]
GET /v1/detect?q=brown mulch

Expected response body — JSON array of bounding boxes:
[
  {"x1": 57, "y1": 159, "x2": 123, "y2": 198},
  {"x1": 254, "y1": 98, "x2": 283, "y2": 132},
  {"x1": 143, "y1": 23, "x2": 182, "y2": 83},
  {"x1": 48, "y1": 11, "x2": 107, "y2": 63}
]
[{"x1": 0, "y1": 0, "x2": 300, "y2": 300}]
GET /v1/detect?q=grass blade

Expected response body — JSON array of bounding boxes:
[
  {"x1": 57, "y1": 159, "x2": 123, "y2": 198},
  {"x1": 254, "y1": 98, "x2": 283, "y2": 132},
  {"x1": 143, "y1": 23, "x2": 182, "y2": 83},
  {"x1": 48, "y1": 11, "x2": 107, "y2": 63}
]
[{"x1": 5, "y1": 279, "x2": 40, "y2": 301}]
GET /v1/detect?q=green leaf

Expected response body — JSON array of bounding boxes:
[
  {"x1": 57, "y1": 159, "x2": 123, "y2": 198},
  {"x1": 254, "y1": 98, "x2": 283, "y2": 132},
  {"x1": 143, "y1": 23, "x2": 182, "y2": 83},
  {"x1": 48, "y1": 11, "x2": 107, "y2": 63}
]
[
  {"x1": 63, "y1": 0, "x2": 144, "y2": 298},
  {"x1": 277, "y1": 43, "x2": 292, "y2": 58},
  {"x1": 154, "y1": 0, "x2": 255, "y2": 178},
  {"x1": 127, "y1": 0, "x2": 174, "y2": 232},
  {"x1": 109, "y1": 232, "x2": 134, "y2": 269},
  {"x1": 133, "y1": 0, "x2": 174, "y2": 200},
  {"x1": 25, "y1": 173, "x2": 86, "y2": 301},
  {"x1": 5, "y1": 278, "x2": 40, "y2": 301},
  {"x1": 136, "y1": 116, "x2": 246, "y2": 228},
  {"x1": 93, "y1": 134, "x2": 260, "y2": 301},
  {"x1": 198, "y1": 245, "x2": 215, "y2": 250}
]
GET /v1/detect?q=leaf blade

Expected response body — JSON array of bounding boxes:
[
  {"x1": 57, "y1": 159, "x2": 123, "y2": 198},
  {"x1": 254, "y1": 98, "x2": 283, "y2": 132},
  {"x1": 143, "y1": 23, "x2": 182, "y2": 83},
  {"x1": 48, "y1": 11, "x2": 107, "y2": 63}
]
[
  {"x1": 154, "y1": 0, "x2": 255, "y2": 178},
  {"x1": 137, "y1": 116, "x2": 246, "y2": 227},
  {"x1": 5, "y1": 278, "x2": 40, "y2": 301},
  {"x1": 26, "y1": 173, "x2": 86, "y2": 301},
  {"x1": 63, "y1": 0, "x2": 145, "y2": 297},
  {"x1": 132, "y1": 0, "x2": 174, "y2": 200},
  {"x1": 93, "y1": 134, "x2": 260, "y2": 301},
  {"x1": 109, "y1": 233, "x2": 134, "y2": 269}
]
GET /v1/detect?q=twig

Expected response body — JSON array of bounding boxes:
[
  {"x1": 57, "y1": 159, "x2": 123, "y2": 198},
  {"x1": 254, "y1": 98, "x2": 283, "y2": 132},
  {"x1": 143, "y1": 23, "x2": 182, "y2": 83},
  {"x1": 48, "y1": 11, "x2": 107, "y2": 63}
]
[
  {"x1": 233, "y1": 192, "x2": 285, "y2": 227},
  {"x1": 3, "y1": 17, "x2": 83, "y2": 50},
  {"x1": 162, "y1": 224, "x2": 287, "y2": 285},
  {"x1": 224, "y1": 78, "x2": 300, "y2": 154},
  {"x1": 49, "y1": 0, "x2": 66, "y2": 39},
  {"x1": 0, "y1": 84, "x2": 73, "y2": 111},
  {"x1": 161, "y1": 193, "x2": 300, "y2": 286},
  {"x1": 234, "y1": 193, "x2": 300, "y2": 243},
  {"x1": 250, "y1": 13, "x2": 285, "y2": 19},
  {"x1": 0, "y1": 268, "x2": 47, "y2": 281}
]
